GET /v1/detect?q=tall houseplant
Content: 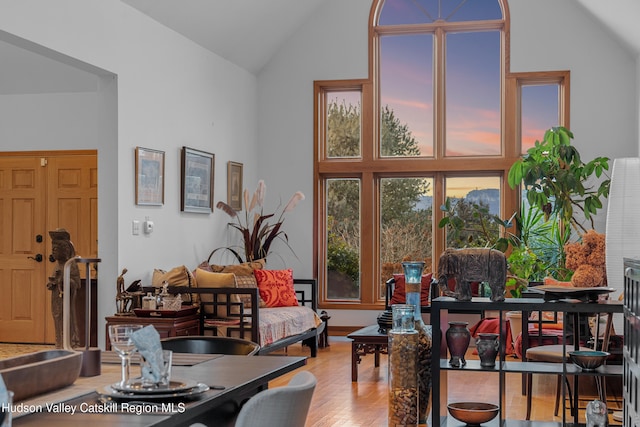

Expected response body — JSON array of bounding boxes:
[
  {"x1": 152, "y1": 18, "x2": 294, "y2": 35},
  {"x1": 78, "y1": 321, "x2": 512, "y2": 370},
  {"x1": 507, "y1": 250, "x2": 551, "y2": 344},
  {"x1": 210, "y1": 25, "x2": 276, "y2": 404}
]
[
  {"x1": 212, "y1": 180, "x2": 304, "y2": 263},
  {"x1": 507, "y1": 126, "x2": 610, "y2": 279}
]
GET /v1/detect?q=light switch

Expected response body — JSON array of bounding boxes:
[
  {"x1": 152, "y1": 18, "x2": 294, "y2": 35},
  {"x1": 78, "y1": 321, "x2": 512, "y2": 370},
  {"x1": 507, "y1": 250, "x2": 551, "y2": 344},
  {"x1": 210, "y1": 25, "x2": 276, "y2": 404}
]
[
  {"x1": 132, "y1": 220, "x2": 140, "y2": 235},
  {"x1": 144, "y1": 218, "x2": 154, "y2": 234}
]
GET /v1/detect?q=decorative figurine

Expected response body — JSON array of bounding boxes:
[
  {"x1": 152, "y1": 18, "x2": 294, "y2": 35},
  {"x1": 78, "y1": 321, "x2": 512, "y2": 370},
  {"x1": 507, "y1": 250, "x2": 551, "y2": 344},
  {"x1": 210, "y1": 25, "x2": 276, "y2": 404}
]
[
  {"x1": 437, "y1": 248, "x2": 507, "y2": 302},
  {"x1": 47, "y1": 228, "x2": 80, "y2": 348},
  {"x1": 115, "y1": 268, "x2": 144, "y2": 315},
  {"x1": 586, "y1": 399, "x2": 607, "y2": 427},
  {"x1": 115, "y1": 268, "x2": 133, "y2": 315}
]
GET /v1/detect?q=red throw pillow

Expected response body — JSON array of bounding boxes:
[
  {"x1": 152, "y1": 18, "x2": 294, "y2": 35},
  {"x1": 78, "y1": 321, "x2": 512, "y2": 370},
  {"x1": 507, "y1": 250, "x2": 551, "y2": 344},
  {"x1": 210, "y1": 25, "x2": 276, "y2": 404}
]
[
  {"x1": 254, "y1": 269, "x2": 299, "y2": 307},
  {"x1": 390, "y1": 273, "x2": 433, "y2": 306}
]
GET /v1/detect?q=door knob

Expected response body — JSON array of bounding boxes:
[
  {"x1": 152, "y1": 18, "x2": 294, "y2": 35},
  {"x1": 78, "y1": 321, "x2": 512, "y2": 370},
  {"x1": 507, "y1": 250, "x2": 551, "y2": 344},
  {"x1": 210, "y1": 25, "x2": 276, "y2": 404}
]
[{"x1": 28, "y1": 254, "x2": 43, "y2": 262}]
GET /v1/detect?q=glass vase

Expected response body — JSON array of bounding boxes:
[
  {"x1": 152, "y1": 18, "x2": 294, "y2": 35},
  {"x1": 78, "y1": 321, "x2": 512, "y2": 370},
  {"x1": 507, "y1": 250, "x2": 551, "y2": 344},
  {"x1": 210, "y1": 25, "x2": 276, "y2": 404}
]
[
  {"x1": 402, "y1": 261, "x2": 432, "y2": 424},
  {"x1": 388, "y1": 304, "x2": 418, "y2": 427}
]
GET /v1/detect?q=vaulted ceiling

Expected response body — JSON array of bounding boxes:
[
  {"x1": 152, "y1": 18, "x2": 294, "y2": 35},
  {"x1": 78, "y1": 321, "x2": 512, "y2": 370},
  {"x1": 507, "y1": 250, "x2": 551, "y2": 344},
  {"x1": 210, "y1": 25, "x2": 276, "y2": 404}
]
[
  {"x1": 121, "y1": 0, "x2": 640, "y2": 75},
  {"x1": 121, "y1": 0, "x2": 327, "y2": 75},
  {"x1": 576, "y1": 0, "x2": 640, "y2": 56},
  {"x1": 1, "y1": 0, "x2": 639, "y2": 95}
]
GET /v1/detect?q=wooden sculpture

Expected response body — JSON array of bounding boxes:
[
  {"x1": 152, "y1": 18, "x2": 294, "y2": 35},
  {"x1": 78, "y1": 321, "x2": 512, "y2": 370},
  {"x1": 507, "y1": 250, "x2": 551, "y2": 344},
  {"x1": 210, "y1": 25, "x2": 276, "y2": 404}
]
[
  {"x1": 47, "y1": 228, "x2": 80, "y2": 348},
  {"x1": 437, "y1": 248, "x2": 506, "y2": 302}
]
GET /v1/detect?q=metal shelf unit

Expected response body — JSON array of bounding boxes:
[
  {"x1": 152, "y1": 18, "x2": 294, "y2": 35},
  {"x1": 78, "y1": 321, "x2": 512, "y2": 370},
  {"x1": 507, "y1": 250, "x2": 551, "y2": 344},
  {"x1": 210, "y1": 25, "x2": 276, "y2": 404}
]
[{"x1": 430, "y1": 296, "x2": 623, "y2": 426}]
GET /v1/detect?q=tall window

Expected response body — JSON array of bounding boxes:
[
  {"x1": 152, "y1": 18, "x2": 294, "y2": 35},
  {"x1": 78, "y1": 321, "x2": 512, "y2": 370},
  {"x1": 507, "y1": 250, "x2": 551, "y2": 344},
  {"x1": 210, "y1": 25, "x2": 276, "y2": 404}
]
[{"x1": 315, "y1": 0, "x2": 568, "y2": 308}]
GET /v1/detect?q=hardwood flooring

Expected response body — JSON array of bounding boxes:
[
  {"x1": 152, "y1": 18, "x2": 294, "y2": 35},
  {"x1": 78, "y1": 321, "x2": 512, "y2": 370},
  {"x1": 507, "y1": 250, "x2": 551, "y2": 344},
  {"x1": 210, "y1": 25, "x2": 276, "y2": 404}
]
[
  {"x1": 269, "y1": 337, "x2": 623, "y2": 427},
  {"x1": 0, "y1": 343, "x2": 54, "y2": 358},
  {"x1": 0, "y1": 340, "x2": 623, "y2": 426}
]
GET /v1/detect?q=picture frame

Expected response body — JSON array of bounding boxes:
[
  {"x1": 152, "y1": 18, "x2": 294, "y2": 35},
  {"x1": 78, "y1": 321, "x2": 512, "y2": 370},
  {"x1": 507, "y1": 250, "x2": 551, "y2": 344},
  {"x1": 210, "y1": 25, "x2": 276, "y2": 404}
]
[
  {"x1": 181, "y1": 147, "x2": 214, "y2": 213},
  {"x1": 227, "y1": 161, "x2": 243, "y2": 211},
  {"x1": 135, "y1": 146, "x2": 165, "y2": 206}
]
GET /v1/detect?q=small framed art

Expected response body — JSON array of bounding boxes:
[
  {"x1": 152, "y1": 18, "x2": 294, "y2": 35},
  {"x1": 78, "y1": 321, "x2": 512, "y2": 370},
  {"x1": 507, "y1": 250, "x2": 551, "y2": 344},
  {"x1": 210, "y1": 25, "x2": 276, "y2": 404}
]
[
  {"x1": 135, "y1": 146, "x2": 165, "y2": 206},
  {"x1": 181, "y1": 147, "x2": 214, "y2": 213},
  {"x1": 227, "y1": 161, "x2": 243, "y2": 211}
]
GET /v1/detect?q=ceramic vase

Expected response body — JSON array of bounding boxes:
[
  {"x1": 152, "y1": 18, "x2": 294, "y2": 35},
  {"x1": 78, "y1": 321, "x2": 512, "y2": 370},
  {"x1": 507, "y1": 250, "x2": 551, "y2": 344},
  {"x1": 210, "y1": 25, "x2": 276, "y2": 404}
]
[
  {"x1": 445, "y1": 321, "x2": 470, "y2": 368},
  {"x1": 401, "y1": 261, "x2": 432, "y2": 424},
  {"x1": 388, "y1": 304, "x2": 418, "y2": 427},
  {"x1": 476, "y1": 333, "x2": 499, "y2": 367}
]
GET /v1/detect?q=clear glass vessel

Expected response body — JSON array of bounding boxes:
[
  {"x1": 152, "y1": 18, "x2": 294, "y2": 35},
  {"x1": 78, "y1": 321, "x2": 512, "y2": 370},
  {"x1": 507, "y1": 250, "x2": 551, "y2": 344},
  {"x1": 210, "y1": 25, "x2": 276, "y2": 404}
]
[
  {"x1": 402, "y1": 261, "x2": 432, "y2": 423},
  {"x1": 388, "y1": 304, "x2": 418, "y2": 426}
]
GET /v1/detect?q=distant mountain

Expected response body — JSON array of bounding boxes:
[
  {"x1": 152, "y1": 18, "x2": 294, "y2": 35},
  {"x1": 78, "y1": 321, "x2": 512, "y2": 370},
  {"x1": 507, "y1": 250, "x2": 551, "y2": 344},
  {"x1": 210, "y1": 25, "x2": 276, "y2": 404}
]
[
  {"x1": 466, "y1": 188, "x2": 500, "y2": 216},
  {"x1": 413, "y1": 188, "x2": 500, "y2": 216}
]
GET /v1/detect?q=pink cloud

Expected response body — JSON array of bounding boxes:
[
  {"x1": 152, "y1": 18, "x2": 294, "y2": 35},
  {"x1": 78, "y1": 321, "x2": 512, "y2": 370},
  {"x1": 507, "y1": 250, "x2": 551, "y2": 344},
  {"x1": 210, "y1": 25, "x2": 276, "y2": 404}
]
[
  {"x1": 384, "y1": 96, "x2": 432, "y2": 112},
  {"x1": 445, "y1": 105, "x2": 500, "y2": 155}
]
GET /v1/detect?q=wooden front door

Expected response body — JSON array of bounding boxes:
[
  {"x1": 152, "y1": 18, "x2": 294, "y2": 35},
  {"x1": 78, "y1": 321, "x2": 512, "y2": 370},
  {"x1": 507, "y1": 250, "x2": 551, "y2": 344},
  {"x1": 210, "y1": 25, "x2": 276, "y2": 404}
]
[{"x1": 0, "y1": 152, "x2": 97, "y2": 343}]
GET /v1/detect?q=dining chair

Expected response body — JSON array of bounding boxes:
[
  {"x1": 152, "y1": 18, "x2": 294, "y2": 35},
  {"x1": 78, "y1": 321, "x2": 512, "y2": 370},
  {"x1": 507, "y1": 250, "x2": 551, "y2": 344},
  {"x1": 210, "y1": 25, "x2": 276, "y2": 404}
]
[
  {"x1": 524, "y1": 311, "x2": 612, "y2": 420},
  {"x1": 234, "y1": 371, "x2": 317, "y2": 427},
  {"x1": 160, "y1": 336, "x2": 260, "y2": 355}
]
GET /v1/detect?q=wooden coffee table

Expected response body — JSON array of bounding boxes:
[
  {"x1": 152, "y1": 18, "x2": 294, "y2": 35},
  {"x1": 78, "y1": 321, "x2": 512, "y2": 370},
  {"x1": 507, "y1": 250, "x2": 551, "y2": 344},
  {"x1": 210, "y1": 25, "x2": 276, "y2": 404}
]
[{"x1": 347, "y1": 324, "x2": 389, "y2": 382}]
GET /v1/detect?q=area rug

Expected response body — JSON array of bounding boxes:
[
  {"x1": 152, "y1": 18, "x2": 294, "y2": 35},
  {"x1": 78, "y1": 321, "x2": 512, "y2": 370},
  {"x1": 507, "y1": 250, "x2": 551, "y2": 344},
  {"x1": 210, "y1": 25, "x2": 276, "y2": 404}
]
[{"x1": 0, "y1": 343, "x2": 55, "y2": 359}]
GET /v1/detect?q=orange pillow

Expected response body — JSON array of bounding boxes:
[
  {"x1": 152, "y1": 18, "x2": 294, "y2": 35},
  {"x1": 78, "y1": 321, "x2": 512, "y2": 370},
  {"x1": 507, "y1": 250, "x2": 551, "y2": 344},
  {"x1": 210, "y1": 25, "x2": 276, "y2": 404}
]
[
  {"x1": 390, "y1": 273, "x2": 433, "y2": 306},
  {"x1": 254, "y1": 269, "x2": 299, "y2": 307}
]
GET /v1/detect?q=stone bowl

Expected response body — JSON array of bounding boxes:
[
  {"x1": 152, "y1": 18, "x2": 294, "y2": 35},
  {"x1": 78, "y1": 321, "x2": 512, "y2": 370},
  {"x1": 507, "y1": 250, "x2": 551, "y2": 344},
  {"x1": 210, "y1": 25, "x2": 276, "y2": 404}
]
[
  {"x1": 0, "y1": 350, "x2": 82, "y2": 401},
  {"x1": 447, "y1": 402, "x2": 499, "y2": 425},
  {"x1": 568, "y1": 350, "x2": 610, "y2": 371}
]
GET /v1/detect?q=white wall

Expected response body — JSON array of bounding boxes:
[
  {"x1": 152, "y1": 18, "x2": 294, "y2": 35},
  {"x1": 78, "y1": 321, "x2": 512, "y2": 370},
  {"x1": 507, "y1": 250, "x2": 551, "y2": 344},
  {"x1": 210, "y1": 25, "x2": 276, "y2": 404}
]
[
  {"x1": 257, "y1": 0, "x2": 639, "y2": 327},
  {"x1": 0, "y1": 0, "x2": 259, "y2": 347},
  {"x1": 638, "y1": 56, "x2": 640, "y2": 150},
  {"x1": 510, "y1": 0, "x2": 638, "y2": 165},
  {"x1": 257, "y1": 0, "x2": 372, "y2": 327},
  {"x1": 0, "y1": 92, "x2": 98, "y2": 145}
]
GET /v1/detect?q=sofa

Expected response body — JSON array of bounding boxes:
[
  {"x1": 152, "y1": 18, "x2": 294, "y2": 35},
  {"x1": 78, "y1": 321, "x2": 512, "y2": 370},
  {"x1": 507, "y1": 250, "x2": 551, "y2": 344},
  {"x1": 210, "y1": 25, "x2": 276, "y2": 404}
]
[
  {"x1": 151, "y1": 262, "x2": 323, "y2": 357},
  {"x1": 175, "y1": 278, "x2": 323, "y2": 357}
]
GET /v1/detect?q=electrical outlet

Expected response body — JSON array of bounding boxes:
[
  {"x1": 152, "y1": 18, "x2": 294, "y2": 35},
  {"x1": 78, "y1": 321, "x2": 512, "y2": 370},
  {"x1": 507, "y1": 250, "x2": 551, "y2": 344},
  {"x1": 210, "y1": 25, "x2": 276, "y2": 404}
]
[
  {"x1": 132, "y1": 220, "x2": 140, "y2": 235},
  {"x1": 144, "y1": 219, "x2": 154, "y2": 234}
]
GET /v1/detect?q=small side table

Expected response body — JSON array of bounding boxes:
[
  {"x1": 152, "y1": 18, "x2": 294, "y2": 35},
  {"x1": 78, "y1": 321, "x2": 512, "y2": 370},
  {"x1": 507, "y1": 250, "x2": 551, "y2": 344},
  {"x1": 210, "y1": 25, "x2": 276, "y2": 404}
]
[
  {"x1": 105, "y1": 313, "x2": 200, "y2": 349},
  {"x1": 318, "y1": 311, "x2": 331, "y2": 348},
  {"x1": 347, "y1": 324, "x2": 389, "y2": 382}
]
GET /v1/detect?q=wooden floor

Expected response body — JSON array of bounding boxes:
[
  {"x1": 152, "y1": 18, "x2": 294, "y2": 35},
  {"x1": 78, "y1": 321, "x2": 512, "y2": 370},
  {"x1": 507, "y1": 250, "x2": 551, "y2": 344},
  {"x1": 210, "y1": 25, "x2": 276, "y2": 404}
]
[
  {"x1": 269, "y1": 337, "x2": 623, "y2": 427},
  {"x1": 0, "y1": 341, "x2": 623, "y2": 426}
]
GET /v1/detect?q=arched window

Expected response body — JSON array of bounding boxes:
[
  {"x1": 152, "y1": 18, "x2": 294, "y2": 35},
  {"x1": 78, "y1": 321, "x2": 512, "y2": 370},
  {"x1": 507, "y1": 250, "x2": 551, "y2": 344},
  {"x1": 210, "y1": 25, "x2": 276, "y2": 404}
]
[{"x1": 314, "y1": 0, "x2": 568, "y2": 308}]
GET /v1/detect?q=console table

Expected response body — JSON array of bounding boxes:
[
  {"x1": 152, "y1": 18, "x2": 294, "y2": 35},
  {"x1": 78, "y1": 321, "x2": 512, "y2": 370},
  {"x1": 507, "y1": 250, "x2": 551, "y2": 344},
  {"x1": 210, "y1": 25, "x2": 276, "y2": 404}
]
[{"x1": 105, "y1": 314, "x2": 200, "y2": 349}]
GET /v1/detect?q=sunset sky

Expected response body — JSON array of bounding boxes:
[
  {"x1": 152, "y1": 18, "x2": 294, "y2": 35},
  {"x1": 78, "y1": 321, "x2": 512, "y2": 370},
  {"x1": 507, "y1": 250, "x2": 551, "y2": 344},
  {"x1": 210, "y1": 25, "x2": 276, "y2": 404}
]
[{"x1": 328, "y1": 0, "x2": 558, "y2": 198}]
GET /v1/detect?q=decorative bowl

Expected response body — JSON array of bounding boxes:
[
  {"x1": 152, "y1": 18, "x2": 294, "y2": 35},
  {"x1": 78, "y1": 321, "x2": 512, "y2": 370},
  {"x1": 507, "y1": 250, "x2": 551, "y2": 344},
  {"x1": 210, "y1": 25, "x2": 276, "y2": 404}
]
[
  {"x1": 0, "y1": 350, "x2": 82, "y2": 400},
  {"x1": 568, "y1": 350, "x2": 610, "y2": 371},
  {"x1": 447, "y1": 402, "x2": 499, "y2": 425}
]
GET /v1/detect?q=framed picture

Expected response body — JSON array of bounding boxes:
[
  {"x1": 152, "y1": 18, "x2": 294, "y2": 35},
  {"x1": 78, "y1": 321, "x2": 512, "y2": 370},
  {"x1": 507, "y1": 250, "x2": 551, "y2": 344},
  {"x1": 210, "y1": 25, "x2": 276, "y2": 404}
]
[
  {"x1": 135, "y1": 147, "x2": 165, "y2": 206},
  {"x1": 181, "y1": 147, "x2": 214, "y2": 213},
  {"x1": 227, "y1": 161, "x2": 243, "y2": 211}
]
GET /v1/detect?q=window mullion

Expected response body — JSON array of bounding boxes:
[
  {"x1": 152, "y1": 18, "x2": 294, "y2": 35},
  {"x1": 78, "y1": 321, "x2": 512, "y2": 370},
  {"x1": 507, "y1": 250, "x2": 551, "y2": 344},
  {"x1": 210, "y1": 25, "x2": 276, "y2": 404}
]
[
  {"x1": 434, "y1": 27, "x2": 446, "y2": 160},
  {"x1": 360, "y1": 172, "x2": 375, "y2": 304}
]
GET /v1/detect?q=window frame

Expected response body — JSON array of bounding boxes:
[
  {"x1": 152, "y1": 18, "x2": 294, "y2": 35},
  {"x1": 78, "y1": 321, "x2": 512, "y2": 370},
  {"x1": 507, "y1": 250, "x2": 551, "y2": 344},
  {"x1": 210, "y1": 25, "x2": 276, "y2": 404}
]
[{"x1": 314, "y1": 1, "x2": 569, "y2": 310}]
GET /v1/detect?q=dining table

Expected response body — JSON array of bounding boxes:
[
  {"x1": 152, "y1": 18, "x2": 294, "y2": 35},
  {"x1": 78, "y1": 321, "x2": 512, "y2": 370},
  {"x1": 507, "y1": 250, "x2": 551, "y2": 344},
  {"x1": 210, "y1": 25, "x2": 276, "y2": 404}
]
[{"x1": 11, "y1": 351, "x2": 307, "y2": 427}]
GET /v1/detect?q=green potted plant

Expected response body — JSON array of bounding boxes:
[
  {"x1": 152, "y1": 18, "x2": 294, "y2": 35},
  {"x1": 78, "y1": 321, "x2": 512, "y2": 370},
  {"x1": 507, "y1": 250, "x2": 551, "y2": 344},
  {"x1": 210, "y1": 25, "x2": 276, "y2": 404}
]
[
  {"x1": 212, "y1": 180, "x2": 305, "y2": 263},
  {"x1": 507, "y1": 126, "x2": 610, "y2": 279}
]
